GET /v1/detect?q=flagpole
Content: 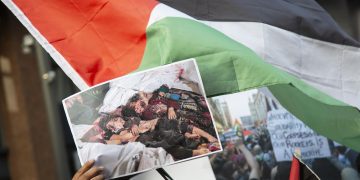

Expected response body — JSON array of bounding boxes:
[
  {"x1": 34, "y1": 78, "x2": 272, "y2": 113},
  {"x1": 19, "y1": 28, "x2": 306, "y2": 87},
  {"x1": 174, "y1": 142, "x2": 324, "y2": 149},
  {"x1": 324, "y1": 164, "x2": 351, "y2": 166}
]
[{"x1": 156, "y1": 168, "x2": 173, "y2": 180}]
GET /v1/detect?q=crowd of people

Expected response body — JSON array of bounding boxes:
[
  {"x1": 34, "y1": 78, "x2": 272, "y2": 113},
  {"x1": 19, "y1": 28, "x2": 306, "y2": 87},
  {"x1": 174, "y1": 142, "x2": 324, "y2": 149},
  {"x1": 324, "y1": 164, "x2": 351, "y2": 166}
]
[{"x1": 210, "y1": 124, "x2": 360, "y2": 180}]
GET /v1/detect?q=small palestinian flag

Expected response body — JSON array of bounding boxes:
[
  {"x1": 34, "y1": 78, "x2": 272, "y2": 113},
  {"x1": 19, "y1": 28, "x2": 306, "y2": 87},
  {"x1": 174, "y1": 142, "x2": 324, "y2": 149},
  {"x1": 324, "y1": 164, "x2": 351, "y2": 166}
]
[
  {"x1": 290, "y1": 152, "x2": 319, "y2": 180},
  {"x1": 2, "y1": 0, "x2": 360, "y2": 151}
]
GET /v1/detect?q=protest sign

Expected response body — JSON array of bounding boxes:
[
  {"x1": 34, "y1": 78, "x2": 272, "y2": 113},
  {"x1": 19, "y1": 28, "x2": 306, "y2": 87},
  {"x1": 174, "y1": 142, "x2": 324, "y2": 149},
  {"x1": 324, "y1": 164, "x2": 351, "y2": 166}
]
[
  {"x1": 267, "y1": 109, "x2": 331, "y2": 161},
  {"x1": 222, "y1": 130, "x2": 240, "y2": 143}
]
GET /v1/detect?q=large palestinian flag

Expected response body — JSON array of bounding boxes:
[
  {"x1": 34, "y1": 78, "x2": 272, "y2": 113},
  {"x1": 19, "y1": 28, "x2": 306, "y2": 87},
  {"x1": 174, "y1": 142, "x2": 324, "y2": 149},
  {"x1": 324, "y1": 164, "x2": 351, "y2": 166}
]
[{"x1": 3, "y1": 0, "x2": 360, "y2": 151}]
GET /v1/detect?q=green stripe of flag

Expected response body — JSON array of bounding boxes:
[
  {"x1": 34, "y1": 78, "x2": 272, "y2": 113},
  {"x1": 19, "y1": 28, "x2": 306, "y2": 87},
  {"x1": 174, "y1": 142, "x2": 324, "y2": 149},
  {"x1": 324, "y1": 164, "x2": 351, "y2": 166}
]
[{"x1": 137, "y1": 17, "x2": 360, "y2": 151}]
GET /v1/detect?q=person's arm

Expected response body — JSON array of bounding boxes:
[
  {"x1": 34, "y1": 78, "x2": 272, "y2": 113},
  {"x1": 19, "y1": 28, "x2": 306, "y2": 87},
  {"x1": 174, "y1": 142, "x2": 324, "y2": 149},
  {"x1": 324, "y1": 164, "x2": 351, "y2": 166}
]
[
  {"x1": 184, "y1": 132, "x2": 200, "y2": 139},
  {"x1": 192, "y1": 126, "x2": 217, "y2": 143},
  {"x1": 167, "y1": 99, "x2": 180, "y2": 110},
  {"x1": 105, "y1": 139, "x2": 123, "y2": 145},
  {"x1": 236, "y1": 140, "x2": 261, "y2": 180},
  {"x1": 73, "y1": 160, "x2": 104, "y2": 180},
  {"x1": 166, "y1": 99, "x2": 179, "y2": 120},
  {"x1": 193, "y1": 148, "x2": 210, "y2": 156},
  {"x1": 106, "y1": 131, "x2": 136, "y2": 144},
  {"x1": 162, "y1": 87, "x2": 180, "y2": 120}
]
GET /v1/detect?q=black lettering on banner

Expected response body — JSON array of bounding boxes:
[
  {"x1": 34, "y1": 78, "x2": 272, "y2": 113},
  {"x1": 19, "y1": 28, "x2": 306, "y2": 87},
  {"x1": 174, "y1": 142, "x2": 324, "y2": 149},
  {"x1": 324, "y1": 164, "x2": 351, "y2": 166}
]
[
  {"x1": 285, "y1": 139, "x2": 315, "y2": 148},
  {"x1": 283, "y1": 149, "x2": 292, "y2": 160},
  {"x1": 315, "y1": 137, "x2": 324, "y2": 148},
  {"x1": 302, "y1": 149, "x2": 322, "y2": 158}
]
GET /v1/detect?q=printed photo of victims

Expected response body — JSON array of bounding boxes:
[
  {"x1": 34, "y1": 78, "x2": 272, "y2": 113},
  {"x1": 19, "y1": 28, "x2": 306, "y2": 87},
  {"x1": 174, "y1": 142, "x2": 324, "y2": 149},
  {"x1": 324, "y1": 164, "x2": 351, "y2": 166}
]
[{"x1": 63, "y1": 60, "x2": 221, "y2": 179}]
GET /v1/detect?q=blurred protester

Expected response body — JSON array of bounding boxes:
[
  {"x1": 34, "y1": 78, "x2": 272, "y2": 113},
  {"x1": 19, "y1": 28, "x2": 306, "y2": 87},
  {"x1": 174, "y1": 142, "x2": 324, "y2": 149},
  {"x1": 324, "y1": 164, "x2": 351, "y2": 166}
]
[
  {"x1": 236, "y1": 139, "x2": 261, "y2": 180},
  {"x1": 210, "y1": 123, "x2": 360, "y2": 180},
  {"x1": 211, "y1": 138, "x2": 260, "y2": 180}
]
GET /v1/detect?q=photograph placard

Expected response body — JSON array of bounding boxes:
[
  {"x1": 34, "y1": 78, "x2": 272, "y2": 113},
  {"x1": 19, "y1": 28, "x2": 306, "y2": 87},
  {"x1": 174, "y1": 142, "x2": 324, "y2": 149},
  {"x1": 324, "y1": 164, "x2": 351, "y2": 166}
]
[{"x1": 63, "y1": 60, "x2": 221, "y2": 179}]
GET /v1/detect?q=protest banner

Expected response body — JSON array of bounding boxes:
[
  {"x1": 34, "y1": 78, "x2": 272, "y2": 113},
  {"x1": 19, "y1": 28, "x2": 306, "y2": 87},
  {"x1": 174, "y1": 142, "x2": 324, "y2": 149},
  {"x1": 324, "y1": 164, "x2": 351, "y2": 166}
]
[
  {"x1": 267, "y1": 109, "x2": 331, "y2": 161},
  {"x1": 222, "y1": 130, "x2": 240, "y2": 143}
]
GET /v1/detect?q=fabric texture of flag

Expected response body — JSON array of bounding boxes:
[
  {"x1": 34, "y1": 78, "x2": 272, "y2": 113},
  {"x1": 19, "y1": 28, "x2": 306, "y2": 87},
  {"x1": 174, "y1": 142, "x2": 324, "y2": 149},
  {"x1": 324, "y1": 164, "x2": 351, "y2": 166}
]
[{"x1": 2, "y1": 0, "x2": 360, "y2": 151}]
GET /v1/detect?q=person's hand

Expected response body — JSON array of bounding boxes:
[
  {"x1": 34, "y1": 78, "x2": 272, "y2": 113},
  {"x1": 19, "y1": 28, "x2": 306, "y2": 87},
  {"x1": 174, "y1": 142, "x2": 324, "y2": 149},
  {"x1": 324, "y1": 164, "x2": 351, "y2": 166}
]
[
  {"x1": 131, "y1": 125, "x2": 140, "y2": 136},
  {"x1": 72, "y1": 160, "x2": 104, "y2": 180},
  {"x1": 168, "y1": 107, "x2": 177, "y2": 119}
]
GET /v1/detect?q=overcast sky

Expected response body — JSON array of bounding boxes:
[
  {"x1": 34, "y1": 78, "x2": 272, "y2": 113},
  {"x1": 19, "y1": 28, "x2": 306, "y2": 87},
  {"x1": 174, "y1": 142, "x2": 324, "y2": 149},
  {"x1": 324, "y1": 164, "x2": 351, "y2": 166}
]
[{"x1": 212, "y1": 89, "x2": 258, "y2": 120}]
